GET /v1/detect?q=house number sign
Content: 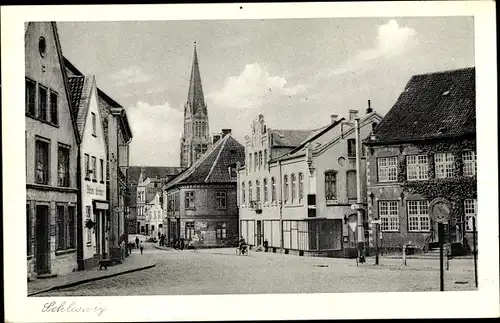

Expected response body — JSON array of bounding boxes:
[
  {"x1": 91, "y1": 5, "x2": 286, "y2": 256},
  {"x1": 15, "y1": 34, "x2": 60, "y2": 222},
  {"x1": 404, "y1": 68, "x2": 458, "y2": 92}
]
[{"x1": 429, "y1": 198, "x2": 451, "y2": 224}]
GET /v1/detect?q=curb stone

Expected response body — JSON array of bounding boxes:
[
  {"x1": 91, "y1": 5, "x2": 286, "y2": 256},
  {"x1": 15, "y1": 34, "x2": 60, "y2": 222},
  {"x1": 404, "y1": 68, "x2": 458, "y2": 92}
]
[{"x1": 29, "y1": 263, "x2": 156, "y2": 296}]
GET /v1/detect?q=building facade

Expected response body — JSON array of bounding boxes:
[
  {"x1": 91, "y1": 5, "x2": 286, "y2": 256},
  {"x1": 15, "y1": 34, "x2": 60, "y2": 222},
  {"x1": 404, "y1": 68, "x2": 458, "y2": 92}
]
[
  {"x1": 180, "y1": 44, "x2": 212, "y2": 168},
  {"x1": 145, "y1": 192, "x2": 165, "y2": 239},
  {"x1": 165, "y1": 132, "x2": 245, "y2": 248},
  {"x1": 26, "y1": 22, "x2": 80, "y2": 277},
  {"x1": 365, "y1": 67, "x2": 476, "y2": 256},
  {"x1": 238, "y1": 110, "x2": 382, "y2": 257},
  {"x1": 67, "y1": 74, "x2": 109, "y2": 269}
]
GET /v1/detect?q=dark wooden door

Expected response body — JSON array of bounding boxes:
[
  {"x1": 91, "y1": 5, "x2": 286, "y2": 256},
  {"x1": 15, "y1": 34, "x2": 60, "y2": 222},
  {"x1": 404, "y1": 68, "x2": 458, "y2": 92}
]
[{"x1": 35, "y1": 205, "x2": 50, "y2": 274}]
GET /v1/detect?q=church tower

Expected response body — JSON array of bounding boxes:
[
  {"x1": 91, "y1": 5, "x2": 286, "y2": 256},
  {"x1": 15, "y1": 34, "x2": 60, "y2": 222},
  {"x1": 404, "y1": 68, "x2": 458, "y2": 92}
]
[{"x1": 180, "y1": 43, "x2": 211, "y2": 168}]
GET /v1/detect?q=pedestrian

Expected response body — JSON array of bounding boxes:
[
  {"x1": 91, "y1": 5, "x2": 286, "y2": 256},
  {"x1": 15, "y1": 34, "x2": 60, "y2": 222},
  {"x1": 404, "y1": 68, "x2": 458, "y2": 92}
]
[
  {"x1": 263, "y1": 239, "x2": 269, "y2": 252},
  {"x1": 135, "y1": 236, "x2": 139, "y2": 249},
  {"x1": 139, "y1": 241, "x2": 144, "y2": 255},
  {"x1": 180, "y1": 238, "x2": 185, "y2": 250}
]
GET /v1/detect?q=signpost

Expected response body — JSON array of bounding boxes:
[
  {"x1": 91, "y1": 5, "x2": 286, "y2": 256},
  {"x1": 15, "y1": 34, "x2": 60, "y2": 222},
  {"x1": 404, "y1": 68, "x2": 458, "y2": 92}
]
[{"x1": 429, "y1": 198, "x2": 451, "y2": 291}]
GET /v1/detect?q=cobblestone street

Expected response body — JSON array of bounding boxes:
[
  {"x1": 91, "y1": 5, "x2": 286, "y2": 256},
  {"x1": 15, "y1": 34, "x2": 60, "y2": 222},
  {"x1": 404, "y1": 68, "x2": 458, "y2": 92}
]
[{"x1": 37, "y1": 244, "x2": 477, "y2": 296}]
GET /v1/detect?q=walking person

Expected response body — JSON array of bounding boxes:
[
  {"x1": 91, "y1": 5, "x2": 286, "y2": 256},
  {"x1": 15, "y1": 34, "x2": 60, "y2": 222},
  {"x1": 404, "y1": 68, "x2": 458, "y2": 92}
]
[
  {"x1": 135, "y1": 236, "x2": 139, "y2": 249},
  {"x1": 139, "y1": 241, "x2": 144, "y2": 255},
  {"x1": 263, "y1": 238, "x2": 269, "y2": 252}
]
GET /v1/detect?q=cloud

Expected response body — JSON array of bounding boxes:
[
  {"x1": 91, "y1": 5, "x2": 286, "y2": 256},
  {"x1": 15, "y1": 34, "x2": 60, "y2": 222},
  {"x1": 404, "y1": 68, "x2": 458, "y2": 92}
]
[
  {"x1": 329, "y1": 20, "x2": 417, "y2": 76},
  {"x1": 109, "y1": 66, "x2": 154, "y2": 86},
  {"x1": 207, "y1": 63, "x2": 308, "y2": 110},
  {"x1": 127, "y1": 101, "x2": 183, "y2": 166}
]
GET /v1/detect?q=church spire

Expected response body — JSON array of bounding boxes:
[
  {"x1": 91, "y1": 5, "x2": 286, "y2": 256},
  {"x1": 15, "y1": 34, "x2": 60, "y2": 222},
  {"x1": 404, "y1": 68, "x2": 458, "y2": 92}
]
[{"x1": 186, "y1": 41, "x2": 206, "y2": 115}]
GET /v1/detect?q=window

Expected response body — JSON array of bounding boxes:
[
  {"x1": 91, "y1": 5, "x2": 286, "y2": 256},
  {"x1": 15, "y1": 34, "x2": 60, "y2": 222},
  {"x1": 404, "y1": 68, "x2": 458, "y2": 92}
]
[
  {"x1": 256, "y1": 180, "x2": 261, "y2": 202},
  {"x1": 259, "y1": 151, "x2": 263, "y2": 169},
  {"x1": 216, "y1": 222, "x2": 227, "y2": 240},
  {"x1": 271, "y1": 177, "x2": 276, "y2": 202},
  {"x1": 347, "y1": 171, "x2": 357, "y2": 200},
  {"x1": 407, "y1": 200, "x2": 430, "y2": 232},
  {"x1": 284, "y1": 175, "x2": 289, "y2": 203},
  {"x1": 185, "y1": 221, "x2": 195, "y2": 240},
  {"x1": 57, "y1": 205, "x2": 65, "y2": 250},
  {"x1": 216, "y1": 192, "x2": 227, "y2": 208},
  {"x1": 264, "y1": 150, "x2": 267, "y2": 169},
  {"x1": 68, "y1": 206, "x2": 76, "y2": 248},
  {"x1": 35, "y1": 139, "x2": 50, "y2": 185},
  {"x1": 100, "y1": 159, "x2": 104, "y2": 182},
  {"x1": 241, "y1": 183, "x2": 246, "y2": 205},
  {"x1": 84, "y1": 154, "x2": 90, "y2": 179},
  {"x1": 185, "y1": 191, "x2": 195, "y2": 209},
  {"x1": 347, "y1": 138, "x2": 356, "y2": 157},
  {"x1": 377, "y1": 157, "x2": 398, "y2": 182},
  {"x1": 26, "y1": 204, "x2": 32, "y2": 255},
  {"x1": 91, "y1": 112, "x2": 96, "y2": 136},
  {"x1": 462, "y1": 151, "x2": 476, "y2": 177},
  {"x1": 50, "y1": 91, "x2": 58, "y2": 125},
  {"x1": 299, "y1": 173, "x2": 304, "y2": 203},
  {"x1": 57, "y1": 145, "x2": 70, "y2": 187},
  {"x1": 291, "y1": 174, "x2": 297, "y2": 203},
  {"x1": 263, "y1": 178, "x2": 268, "y2": 203},
  {"x1": 435, "y1": 152, "x2": 455, "y2": 178},
  {"x1": 248, "y1": 154, "x2": 252, "y2": 173},
  {"x1": 91, "y1": 156, "x2": 97, "y2": 181},
  {"x1": 379, "y1": 201, "x2": 399, "y2": 232},
  {"x1": 407, "y1": 155, "x2": 429, "y2": 181},
  {"x1": 26, "y1": 79, "x2": 36, "y2": 115},
  {"x1": 248, "y1": 181, "x2": 253, "y2": 202},
  {"x1": 325, "y1": 171, "x2": 337, "y2": 201},
  {"x1": 38, "y1": 85, "x2": 47, "y2": 120},
  {"x1": 86, "y1": 206, "x2": 92, "y2": 244},
  {"x1": 464, "y1": 199, "x2": 477, "y2": 232},
  {"x1": 254, "y1": 153, "x2": 258, "y2": 172}
]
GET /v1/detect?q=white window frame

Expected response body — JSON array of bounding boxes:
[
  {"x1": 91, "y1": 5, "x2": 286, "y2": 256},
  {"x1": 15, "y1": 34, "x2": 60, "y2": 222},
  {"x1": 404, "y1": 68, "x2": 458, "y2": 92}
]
[
  {"x1": 216, "y1": 191, "x2": 227, "y2": 209},
  {"x1": 462, "y1": 150, "x2": 476, "y2": 177},
  {"x1": 263, "y1": 178, "x2": 268, "y2": 203},
  {"x1": 406, "y1": 155, "x2": 429, "y2": 181},
  {"x1": 435, "y1": 152, "x2": 455, "y2": 178},
  {"x1": 377, "y1": 157, "x2": 398, "y2": 182},
  {"x1": 407, "y1": 200, "x2": 430, "y2": 232},
  {"x1": 379, "y1": 201, "x2": 399, "y2": 232},
  {"x1": 185, "y1": 191, "x2": 195, "y2": 209},
  {"x1": 464, "y1": 199, "x2": 477, "y2": 232}
]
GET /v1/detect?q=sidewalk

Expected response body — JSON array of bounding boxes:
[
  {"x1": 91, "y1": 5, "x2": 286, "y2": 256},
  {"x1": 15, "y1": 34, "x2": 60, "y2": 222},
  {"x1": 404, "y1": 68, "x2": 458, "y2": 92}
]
[{"x1": 28, "y1": 253, "x2": 155, "y2": 296}]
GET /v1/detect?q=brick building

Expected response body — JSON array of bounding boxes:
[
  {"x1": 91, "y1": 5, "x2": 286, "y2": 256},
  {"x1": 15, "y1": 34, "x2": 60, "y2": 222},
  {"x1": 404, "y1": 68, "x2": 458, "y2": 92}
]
[
  {"x1": 164, "y1": 131, "x2": 245, "y2": 248},
  {"x1": 364, "y1": 67, "x2": 476, "y2": 256},
  {"x1": 25, "y1": 22, "x2": 80, "y2": 277}
]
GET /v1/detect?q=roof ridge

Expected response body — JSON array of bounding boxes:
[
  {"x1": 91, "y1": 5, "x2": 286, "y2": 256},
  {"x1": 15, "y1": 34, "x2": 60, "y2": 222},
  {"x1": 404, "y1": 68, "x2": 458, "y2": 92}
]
[
  {"x1": 412, "y1": 66, "x2": 475, "y2": 78},
  {"x1": 205, "y1": 135, "x2": 229, "y2": 182}
]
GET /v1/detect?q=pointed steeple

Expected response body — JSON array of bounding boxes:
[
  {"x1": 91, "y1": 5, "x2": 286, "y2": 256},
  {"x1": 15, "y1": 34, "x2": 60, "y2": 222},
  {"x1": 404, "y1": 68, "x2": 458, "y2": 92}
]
[{"x1": 186, "y1": 42, "x2": 206, "y2": 115}]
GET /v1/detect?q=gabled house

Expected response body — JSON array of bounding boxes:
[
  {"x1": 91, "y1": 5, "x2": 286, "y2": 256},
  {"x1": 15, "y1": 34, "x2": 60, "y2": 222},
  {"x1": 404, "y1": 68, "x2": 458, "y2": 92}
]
[
  {"x1": 238, "y1": 109, "x2": 382, "y2": 257},
  {"x1": 364, "y1": 67, "x2": 476, "y2": 256},
  {"x1": 145, "y1": 192, "x2": 164, "y2": 239},
  {"x1": 25, "y1": 22, "x2": 80, "y2": 277},
  {"x1": 67, "y1": 74, "x2": 108, "y2": 269},
  {"x1": 164, "y1": 131, "x2": 245, "y2": 247}
]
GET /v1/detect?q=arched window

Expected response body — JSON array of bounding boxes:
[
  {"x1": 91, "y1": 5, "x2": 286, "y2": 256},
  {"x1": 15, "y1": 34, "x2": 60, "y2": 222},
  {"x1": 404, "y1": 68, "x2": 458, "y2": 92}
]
[
  {"x1": 271, "y1": 177, "x2": 276, "y2": 202},
  {"x1": 256, "y1": 180, "x2": 261, "y2": 202},
  {"x1": 263, "y1": 178, "x2": 268, "y2": 203},
  {"x1": 248, "y1": 181, "x2": 253, "y2": 202},
  {"x1": 291, "y1": 174, "x2": 297, "y2": 203},
  {"x1": 259, "y1": 151, "x2": 263, "y2": 169},
  {"x1": 263, "y1": 150, "x2": 267, "y2": 169},
  {"x1": 284, "y1": 175, "x2": 289, "y2": 203},
  {"x1": 299, "y1": 173, "x2": 304, "y2": 203}
]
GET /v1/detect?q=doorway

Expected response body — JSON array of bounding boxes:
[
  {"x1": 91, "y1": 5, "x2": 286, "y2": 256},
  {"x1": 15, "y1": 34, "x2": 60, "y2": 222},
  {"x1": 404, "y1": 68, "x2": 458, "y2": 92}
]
[
  {"x1": 35, "y1": 205, "x2": 50, "y2": 274},
  {"x1": 256, "y1": 220, "x2": 262, "y2": 246}
]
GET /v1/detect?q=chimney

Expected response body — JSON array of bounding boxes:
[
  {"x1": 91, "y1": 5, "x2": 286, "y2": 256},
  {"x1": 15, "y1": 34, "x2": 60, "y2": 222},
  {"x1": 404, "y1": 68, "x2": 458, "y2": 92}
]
[
  {"x1": 366, "y1": 100, "x2": 373, "y2": 114},
  {"x1": 330, "y1": 114, "x2": 338, "y2": 124},
  {"x1": 222, "y1": 129, "x2": 232, "y2": 137},
  {"x1": 349, "y1": 109, "x2": 359, "y2": 121}
]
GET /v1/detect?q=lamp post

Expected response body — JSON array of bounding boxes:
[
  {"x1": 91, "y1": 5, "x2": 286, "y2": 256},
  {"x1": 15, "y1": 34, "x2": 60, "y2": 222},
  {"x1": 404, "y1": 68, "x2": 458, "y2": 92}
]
[{"x1": 355, "y1": 118, "x2": 365, "y2": 263}]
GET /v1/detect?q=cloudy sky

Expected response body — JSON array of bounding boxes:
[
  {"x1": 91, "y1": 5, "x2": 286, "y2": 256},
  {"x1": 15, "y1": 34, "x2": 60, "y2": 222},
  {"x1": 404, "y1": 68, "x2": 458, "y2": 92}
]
[{"x1": 57, "y1": 17, "x2": 474, "y2": 167}]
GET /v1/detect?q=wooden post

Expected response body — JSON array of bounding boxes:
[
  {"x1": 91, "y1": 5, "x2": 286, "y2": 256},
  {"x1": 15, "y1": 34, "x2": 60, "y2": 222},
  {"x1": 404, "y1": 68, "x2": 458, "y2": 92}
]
[
  {"x1": 472, "y1": 217, "x2": 478, "y2": 288},
  {"x1": 438, "y1": 223, "x2": 444, "y2": 291}
]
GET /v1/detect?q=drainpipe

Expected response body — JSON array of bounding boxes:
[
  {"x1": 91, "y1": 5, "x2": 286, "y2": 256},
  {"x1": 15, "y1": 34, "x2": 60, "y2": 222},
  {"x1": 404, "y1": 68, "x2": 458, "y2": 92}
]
[
  {"x1": 278, "y1": 160, "x2": 283, "y2": 253},
  {"x1": 76, "y1": 145, "x2": 84, "y2": 270}
]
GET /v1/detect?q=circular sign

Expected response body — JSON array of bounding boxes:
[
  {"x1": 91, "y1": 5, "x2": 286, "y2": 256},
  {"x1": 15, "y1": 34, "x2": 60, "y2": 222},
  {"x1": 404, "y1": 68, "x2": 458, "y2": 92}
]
[{"x1": 429, "y1": 198, "x2": 451, "y2": 224}]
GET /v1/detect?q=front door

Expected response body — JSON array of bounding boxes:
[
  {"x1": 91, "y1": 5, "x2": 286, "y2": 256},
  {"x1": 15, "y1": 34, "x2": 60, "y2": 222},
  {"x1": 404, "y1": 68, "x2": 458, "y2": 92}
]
[
  {"x1": 256, "y1": 220, "x2": 262, "y2": 246},
  {"x1": 95, "y1": 211, "x2": 101, "y2": 255},
  {"x1": 101, "y1": 211, "x2": 107, "y2": 257},
  {"x1": 35, "y1": 205, "x2": 50, "y2": 274}
]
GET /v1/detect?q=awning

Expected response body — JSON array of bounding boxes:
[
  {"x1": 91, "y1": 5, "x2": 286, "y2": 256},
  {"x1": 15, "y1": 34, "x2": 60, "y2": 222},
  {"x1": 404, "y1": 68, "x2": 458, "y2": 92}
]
[{"x1": 94, "y1": 201, "x2": 109, "y2": 210}]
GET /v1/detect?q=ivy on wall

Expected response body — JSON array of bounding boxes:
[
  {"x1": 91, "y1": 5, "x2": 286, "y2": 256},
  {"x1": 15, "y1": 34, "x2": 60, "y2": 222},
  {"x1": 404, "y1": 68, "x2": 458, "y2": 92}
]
[{"x1": 399, "y1": 138, "x2": 477, "y2": 217}]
